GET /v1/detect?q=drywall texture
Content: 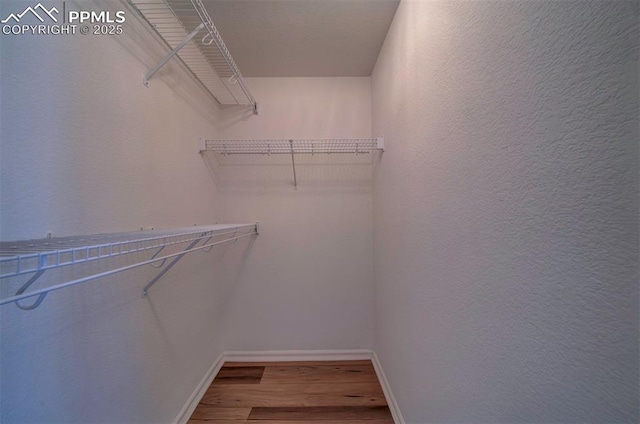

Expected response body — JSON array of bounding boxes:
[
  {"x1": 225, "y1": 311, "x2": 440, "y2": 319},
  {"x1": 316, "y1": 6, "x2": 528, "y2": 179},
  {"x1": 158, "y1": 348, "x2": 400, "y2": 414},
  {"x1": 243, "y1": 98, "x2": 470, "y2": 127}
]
[
  {"x1": 0, "y1": 1, "x2": 243, "y2": 422},
  {"x1": 214, "y1": 78, "x2": 375, "y2": 351},
  {"x1": 371, "y1": 1, "x2": 638, "y2": 423}
]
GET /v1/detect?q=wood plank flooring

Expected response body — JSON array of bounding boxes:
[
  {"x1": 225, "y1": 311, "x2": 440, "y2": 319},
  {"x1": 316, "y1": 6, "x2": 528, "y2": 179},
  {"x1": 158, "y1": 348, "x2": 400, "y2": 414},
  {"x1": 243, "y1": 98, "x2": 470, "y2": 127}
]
[{"x1": 188, "y1": 360, "x2": 393, "y2": 423}]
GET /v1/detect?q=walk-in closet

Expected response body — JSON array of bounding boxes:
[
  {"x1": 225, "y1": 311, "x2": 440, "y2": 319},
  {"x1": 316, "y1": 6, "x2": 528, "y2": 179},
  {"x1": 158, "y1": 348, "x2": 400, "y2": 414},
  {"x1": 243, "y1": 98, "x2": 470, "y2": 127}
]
[{"x1": 0, "y1": 0, "x2": 637, "y2": 423}]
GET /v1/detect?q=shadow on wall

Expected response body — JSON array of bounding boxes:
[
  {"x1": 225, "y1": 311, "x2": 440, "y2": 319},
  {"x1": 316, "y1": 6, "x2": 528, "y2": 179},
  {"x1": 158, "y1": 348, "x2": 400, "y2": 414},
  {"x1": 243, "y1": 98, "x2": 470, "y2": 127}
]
[{"x1": 216, "y1": 106, "x2": 257, "y2": 132}]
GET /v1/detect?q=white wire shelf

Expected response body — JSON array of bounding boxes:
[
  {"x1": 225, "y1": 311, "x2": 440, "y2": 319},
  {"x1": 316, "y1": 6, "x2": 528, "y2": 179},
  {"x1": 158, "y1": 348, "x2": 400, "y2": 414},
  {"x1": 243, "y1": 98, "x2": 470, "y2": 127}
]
[
  {"x1": 0, "y1": 223, "x2": 258, "y2": 310},
  {"x1": 200, "y1": 138, "x2": 384, "y2": 189},
  {"x1": 128, "y1": 0, "x2": 257, "y2": 112},
  {"x1": 201, "y1": 138, "x2": 384, "y2": 155}
]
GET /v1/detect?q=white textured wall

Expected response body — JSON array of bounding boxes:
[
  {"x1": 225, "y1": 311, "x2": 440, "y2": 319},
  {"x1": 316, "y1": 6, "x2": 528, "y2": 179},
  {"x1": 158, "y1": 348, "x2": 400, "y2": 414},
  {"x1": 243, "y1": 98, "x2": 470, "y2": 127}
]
[
  {"x1": 0, "y1": 1, "x2": 242, "y2": 422},
  {"x1": 215, "y1": 78, "x2": 374, "y2": 351},
  {"x1": 372, "y1": 1, "x2": 638, "y2": 423}
]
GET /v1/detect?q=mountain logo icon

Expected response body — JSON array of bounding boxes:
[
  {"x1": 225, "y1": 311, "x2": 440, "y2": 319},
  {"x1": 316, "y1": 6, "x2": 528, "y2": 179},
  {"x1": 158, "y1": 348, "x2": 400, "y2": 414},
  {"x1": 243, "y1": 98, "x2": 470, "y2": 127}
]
[{"x1": 1, "y1": 3, "x2": 59, "y2": 24}]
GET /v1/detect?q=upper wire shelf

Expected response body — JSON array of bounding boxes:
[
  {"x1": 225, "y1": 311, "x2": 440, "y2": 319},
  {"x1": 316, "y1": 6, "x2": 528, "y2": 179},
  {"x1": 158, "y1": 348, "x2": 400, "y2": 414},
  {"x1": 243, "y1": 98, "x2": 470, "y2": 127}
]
[
  {"x1": 0, "y1": 224, "x2": 258, "y2": 310},
  {"x1": 128, "y1": 0, "x2": 257, "y2": 112}
]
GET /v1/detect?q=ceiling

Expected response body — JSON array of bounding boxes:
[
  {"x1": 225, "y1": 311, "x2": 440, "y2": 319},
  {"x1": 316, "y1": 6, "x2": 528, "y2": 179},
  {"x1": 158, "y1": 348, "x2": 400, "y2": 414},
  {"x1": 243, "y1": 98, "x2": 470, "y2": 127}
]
[{"x1": 203, "y1": 0, "x2": 400, "y2": 77}]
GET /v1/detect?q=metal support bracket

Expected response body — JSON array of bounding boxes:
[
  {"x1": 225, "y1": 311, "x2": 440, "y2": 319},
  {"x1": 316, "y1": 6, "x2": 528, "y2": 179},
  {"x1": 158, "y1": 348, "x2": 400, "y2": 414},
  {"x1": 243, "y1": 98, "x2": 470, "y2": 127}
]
[
  {"x1": 15, "y1": 270, "x2": 47, "y2": 310},
  {"x1": 149, "y1": 245, "x2": 167, "y2": 268},
  {"x1": 201, "y1": 237, "x2": 214, "y2": 252},
  {"x1": 141, "y1": 238, "x2": 202, "y2": 297},
  {"x1": 144, "y1": 23, "x2": 205, "y2": 87},
  {"x1": 289, "y1": 139, "x2": 297, "y2": 189}
]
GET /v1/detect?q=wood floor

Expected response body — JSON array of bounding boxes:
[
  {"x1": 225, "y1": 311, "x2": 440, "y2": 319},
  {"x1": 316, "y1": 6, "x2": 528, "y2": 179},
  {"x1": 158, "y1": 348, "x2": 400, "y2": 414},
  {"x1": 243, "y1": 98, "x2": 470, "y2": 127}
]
[{"x1": 188, "y1": 360, "x2": 393, "y2": 423}]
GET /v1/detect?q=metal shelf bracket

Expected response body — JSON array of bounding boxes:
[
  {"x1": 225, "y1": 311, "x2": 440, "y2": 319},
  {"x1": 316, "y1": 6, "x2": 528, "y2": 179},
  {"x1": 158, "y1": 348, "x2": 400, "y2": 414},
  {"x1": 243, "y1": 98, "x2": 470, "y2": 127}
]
[
  {"x1": 142, "y1": 238, "x2": 201, "y2": 297},
  {"x1": 144, "y1": 22, "x2": 205, "y2": 87},
  {"x1": 289, "y1": 139, "x2": 298, "y2": 189},
  {"x1": 14, "y1": 270, "x2": 47, "y2": 310}
]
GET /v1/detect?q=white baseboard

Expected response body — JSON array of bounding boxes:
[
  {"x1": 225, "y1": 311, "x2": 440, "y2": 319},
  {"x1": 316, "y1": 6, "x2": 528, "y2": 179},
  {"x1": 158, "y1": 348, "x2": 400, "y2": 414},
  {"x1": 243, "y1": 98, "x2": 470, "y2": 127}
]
[
  {"x1": 223, "y1": 349, "x2": 373, "y2": 362},
  {"x1": 175, "y1": 349, "x2": 405, "y2": 424},
  {"x1": 173, "y1": 352, "x2": 224, "y2": 424},
  {"x1": 372, "y1": 352, "x2": 406, "y2": 424}
]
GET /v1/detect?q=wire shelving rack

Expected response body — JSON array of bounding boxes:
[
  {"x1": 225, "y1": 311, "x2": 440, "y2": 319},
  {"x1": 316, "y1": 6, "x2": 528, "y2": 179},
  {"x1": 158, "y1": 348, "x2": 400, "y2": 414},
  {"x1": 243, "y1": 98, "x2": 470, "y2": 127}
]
[
  {"x1": 0, "y1": 223, "x2": 258, "y2": 310},
  {"x1": 127, "y1": 0, "x2": 257, "y2": 113},
  {"x1": 200, "y1": 138, "x2": 384, "y2": 188}
]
